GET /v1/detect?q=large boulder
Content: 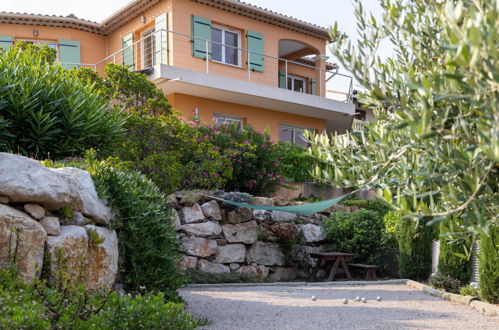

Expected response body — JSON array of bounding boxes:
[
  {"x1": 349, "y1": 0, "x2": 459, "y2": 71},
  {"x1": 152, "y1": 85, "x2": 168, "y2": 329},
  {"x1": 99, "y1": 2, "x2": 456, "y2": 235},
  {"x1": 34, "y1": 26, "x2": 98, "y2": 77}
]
[
  {"x1": 51, "y1": 167, "x2": 111, "y2": 225},
  {"x1": 0, "y1": 153, "x2": 111, "y2": 224},
  {"x1": 0, "y1": 153, "x2": 74, "y2": 209},
  {"x1": 299, "y1": 224, "x2": 325, "y2": 243},
  {"x1": 222, "y1": 221, "x2": 259, "y2": 244},
  {"x1": 181, "y1": 204, "x2": 205, "y2": 224},
  {"x1": 83, "y1": 225, "x2": 119, "y2": 290},
  {"x1": 200, "y1": 200, "x2": 222, "y2": 221},
  {"x1": 215, "y1": 244, "x2": 246, "y2": 263},
  {"x1": 197, "y1": 259, "x2": 230, "y2": 274},
  {"x1": 180, "y1": 221, "x2": 222, "y2": 237},
  {"x1": 0, "y1": 204, "x2": 47, "y2": 281},
  {"x1": 235, "y1": 265, "x2": 269, "y2": 279},
  {"x1": 246, "y1": 241, "x2": 284, "y2": 266},
  {"x1": 178, "y1": 256, "x2": 197, "y2": 270},
  {"x1": 23, "y1": 204, "x2": 45, "y2": 220},
  {"x1": 181, "y1": 236, "x2": 217, "y2": 257},
  {"x1": 46, "y1": 225, "x2": 89, "y2": 285},
  {"x1": 253, "y1": 209, "x2": 272, "y2": 222}
]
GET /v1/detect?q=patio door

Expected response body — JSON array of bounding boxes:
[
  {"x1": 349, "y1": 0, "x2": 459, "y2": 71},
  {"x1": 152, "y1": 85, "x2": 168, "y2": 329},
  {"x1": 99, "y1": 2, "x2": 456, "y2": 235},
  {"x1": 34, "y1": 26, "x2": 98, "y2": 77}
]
[{"x1": 141, "y1": 28, "x2": 156, "y2": 69}]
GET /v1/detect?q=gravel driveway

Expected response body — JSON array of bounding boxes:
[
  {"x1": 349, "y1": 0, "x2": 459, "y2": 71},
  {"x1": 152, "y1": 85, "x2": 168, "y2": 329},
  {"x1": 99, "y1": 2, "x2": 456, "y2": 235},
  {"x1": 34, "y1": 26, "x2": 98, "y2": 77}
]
[{"x1": 180, "y1": 283, "x2": 498, "y2": 329}]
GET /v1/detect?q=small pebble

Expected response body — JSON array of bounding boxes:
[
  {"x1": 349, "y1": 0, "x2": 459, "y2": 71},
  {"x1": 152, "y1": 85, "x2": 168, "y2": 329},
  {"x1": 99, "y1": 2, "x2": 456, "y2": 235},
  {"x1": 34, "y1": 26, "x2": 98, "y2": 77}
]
[
  {"x1": 342, "y1": 299, "x2": 348, "y2": 304},
  {"x1": 311, "y1": 296, "x2": 317, "y2": 301}
]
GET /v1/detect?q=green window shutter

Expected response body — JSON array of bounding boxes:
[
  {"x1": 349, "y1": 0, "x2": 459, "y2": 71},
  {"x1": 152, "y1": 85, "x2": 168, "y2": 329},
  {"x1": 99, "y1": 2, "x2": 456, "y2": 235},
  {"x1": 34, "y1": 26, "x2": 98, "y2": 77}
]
[
  {"x1": 247, "y1": 31, "x2": 264, "y2": 72},
  {"x1": 278, "y1": 70, "x2": 286, "y2": 89},
  {"x1": 191, "y1": 15, "x2": 211, "y2": 59},
  {"x1": 310, "y1": 78, "x2": 316, "y2": 95},
  {"x1": 122, "y1": 33, "x2": 134, "y2": 70},
  {"x1": 59, "y1": 40, "x2": 80, "y2": 70},
  {"x1": 0, "y1": 36, "x2": 13, "y2": 50},
  {"x1": 154, "y1": 13, "x2": 168, "y2": 65}
]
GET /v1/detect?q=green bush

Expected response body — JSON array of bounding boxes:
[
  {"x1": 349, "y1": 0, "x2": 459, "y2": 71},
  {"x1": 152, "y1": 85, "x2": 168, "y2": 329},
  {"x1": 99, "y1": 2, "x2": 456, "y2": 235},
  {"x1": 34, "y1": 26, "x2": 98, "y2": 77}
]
[
  {"x1": 479, "y1": 226, "x2": 499, "y2": 303},
  {"x1": 429, "y1": 272, "x2": 462, "y2": 294},
  {"x1": 398, "y1": 217, "x2": 436, "y2": 280},
  {"x1": 342, "y1": 198, "x2": 392, "y2": 217},
  {"x1": 438, "y1": 217, "x2": 473, "y2": 284},
  {"x1": 323, "y1": 210, "x2": 386, "y2": 266},
  {"x1": 110, "y1": 114, "x2": 232, "y2": 194},
  {"x1": 197, "y1": 122, "x2": 283, "y2": 195},
  {"x1": 382, "y1": 211, "x2": 400, "y2": 248},
  {"x1": 0, "y1": 42, "x2": 125, "y2": 159},
  {"x1": 46, "y1": 153, "x2": 185, "y2": 300},
  {"x1": 459, "y1": 285, "x2": 479, "y2": 298},
  {"x1": 275, "y1": 142, "x2": 314, "y2": 182},
  {"x1": 0, "y1": 267, "x2": 199, "y2": 329}
]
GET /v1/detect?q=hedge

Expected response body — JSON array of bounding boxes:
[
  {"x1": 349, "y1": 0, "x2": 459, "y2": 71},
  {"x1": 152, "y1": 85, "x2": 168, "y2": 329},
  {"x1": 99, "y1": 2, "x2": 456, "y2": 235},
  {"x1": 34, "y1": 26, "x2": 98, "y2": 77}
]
[{"x1": 479, "y1": 226, "x2": 498, "y2": 303}]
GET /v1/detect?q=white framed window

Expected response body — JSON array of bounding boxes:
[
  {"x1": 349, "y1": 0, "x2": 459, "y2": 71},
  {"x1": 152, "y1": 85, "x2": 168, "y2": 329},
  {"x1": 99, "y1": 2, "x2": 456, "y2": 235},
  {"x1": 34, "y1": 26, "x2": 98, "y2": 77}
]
[
  {"x1": 279, "y1": 124, "x2": 312, "y2": 147},
  {"x1": 211, "y1": 25, "x2": 241, "y2": 67},
  {"x1": 213, "y1": 114, "x2": 243, "y2": 129},
  {"x1": 287, "y1": 75, "x2": 307, "y2": 93},
  {"x1": 141, "y1": 28, "x2": 156, "y2": 68}
]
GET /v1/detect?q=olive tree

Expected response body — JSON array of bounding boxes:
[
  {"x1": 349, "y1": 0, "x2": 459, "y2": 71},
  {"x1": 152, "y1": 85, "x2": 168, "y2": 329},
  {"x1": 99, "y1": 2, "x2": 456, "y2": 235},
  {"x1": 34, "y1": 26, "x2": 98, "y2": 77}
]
[{"x1": 308, "y1": 0, "x2": 498, "y2": 235}]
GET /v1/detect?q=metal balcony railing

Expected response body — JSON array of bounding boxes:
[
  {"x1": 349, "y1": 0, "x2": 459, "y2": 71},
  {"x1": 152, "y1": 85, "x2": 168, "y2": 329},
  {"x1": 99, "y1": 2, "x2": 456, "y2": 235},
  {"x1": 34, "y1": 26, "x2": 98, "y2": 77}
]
[{"x1": 64, "y1": 29, "x2": 354, "y2": 103}]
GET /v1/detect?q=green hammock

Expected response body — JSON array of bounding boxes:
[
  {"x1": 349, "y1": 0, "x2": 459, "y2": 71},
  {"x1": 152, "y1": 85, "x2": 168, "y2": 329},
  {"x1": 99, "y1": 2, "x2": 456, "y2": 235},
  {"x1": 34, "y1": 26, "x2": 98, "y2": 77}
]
[{"x1": 204, "y1": 191, "x2": 355, "y2": 215}]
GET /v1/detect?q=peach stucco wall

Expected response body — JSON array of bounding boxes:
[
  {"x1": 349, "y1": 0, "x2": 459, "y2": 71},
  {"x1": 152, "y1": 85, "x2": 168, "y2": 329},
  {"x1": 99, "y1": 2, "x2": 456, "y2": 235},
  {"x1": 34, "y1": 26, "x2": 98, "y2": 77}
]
[
  {"x1": 167, "y1": 93, "x2": 326, "y2": 142},
  {"x1": 0, "y1": 23, "x2": 106, "y2": 66}
]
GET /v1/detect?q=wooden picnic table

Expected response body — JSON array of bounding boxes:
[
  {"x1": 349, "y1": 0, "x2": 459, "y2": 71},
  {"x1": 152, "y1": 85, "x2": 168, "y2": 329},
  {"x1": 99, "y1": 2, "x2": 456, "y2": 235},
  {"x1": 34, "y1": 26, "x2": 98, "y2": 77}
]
[{"x1": 310, "y1": 252, "x2": 357, "y2": 281}]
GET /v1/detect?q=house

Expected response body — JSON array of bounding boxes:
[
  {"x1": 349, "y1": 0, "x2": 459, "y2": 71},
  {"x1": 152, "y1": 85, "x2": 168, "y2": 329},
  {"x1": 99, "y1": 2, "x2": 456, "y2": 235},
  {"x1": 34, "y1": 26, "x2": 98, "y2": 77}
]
[{"x1": 0, "y1": 0, "x2": 357, "y2": 144}]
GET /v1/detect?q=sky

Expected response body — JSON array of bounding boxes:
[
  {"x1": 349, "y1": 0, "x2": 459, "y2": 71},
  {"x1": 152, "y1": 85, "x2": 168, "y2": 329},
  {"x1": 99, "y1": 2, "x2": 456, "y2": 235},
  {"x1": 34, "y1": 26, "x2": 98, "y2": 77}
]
[{"x1": 1, "y1": 0, "x2": 386, "y2": 86}]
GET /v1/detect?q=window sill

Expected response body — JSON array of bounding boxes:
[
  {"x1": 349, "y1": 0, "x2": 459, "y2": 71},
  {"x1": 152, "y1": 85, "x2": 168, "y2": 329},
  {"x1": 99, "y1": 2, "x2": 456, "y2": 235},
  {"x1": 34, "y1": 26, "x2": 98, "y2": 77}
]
[{"x1": 210, "y1": 59, "x2": 243, "y2": 69}]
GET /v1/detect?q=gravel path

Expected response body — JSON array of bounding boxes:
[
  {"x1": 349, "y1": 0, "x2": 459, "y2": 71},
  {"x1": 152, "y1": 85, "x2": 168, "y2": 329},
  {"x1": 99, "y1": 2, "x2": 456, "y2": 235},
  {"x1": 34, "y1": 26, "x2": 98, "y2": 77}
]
[{"x1": 180, "y1": 283, "x2": 498, "y2": 329}]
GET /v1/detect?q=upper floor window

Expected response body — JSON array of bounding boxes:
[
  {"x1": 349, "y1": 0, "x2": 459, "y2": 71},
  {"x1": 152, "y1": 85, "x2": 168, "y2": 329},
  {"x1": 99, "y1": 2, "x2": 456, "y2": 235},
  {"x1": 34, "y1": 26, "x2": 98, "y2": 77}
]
[
  {"x1": 211, "y1": 25, "x2": 241, "y2": 67},
  {"x1": 279, "y1": 124, "x2": 311, "y2": 147},
  {"x1": 287, "y1": 75, "x2": 306, "y2": 93},
  {"x1": 213, "y1": 114, "x2": 243, "y2": 129}
]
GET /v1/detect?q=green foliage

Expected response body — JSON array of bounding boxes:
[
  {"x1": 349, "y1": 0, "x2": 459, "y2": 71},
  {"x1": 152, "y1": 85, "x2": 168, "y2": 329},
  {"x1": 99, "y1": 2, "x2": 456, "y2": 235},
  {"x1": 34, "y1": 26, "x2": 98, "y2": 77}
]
[
  {"x1": 47, "y1": 154, "x2": 185, "y2": 300},
  {"x1": 479, "y1": 226, "x2": 499, "y2": 303},
  {"x1": 398, "y1": 217, "x2": 436, "y2": 280},
  {"x1": 57, "y1": 205, "x2": 74, "y2": 224},
  {"x1": 197, "y1": 122, "x2": 283, "y2": 195},
  {"x1": 86, "y1": 228, "x2": 106, "y2": 247},
  {"x1": 109, "y1": 114, "x2": 232, "y2": 194},
  {"x1": 459, "y1": 285, "x2": 479, "y2": 297},
  {"x1": 383, "y1": 211, "x2": 401, "y2": 248},
  {"x1": 438, "y1": 217, "x2": 473, "y2": 283},
  {"x1": 429, "y1": 272, "x2": 463, "y2": 294},
  {"x1": 72, "y1": 63, "x2": 172, "y2": 116},
  {"x1": 185, "y1": 269, "x2": 262, "y2": 284},
  {"x1": 0, "y1": 42, "x2": 125, "y2": 159},
  {"x1": 323, "y1": 210, "x2": 386, "y2": 266},
  {"x1": 0, "y1": 267, "x2": 199, "y2": 329},
  {"x1": 342, "y1": 198, "x2": 392, "y2": 217},
  {"x1": 307, "y1": 0, "x2": 498, "y2": 234},
  {"x1": 275, "y1": 142, "x2": 314, "y2": 182}
]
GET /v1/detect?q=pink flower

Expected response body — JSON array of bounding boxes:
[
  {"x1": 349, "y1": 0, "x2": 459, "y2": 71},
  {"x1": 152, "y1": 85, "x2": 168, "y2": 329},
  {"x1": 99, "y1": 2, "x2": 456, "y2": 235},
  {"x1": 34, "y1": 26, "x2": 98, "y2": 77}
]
[{"x1": 244, "y1": 141, "x2": 250, "y2": 145}]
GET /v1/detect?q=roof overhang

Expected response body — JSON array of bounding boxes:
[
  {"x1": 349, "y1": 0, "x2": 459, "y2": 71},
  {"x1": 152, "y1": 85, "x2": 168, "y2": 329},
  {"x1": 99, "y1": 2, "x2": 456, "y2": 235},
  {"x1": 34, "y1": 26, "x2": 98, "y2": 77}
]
[{"x1": 152, "y1": 65, "x2": 355, "y2": 133}]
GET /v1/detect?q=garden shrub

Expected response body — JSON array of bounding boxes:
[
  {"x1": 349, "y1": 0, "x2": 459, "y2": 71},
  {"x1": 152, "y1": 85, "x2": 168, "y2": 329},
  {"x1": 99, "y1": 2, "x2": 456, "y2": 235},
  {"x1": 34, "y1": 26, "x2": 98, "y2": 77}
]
[
  {"x1": 275, "y1": 142, "x2": 314, "y2": 182},
  {"x1": 323, "y1": 210, "x2": 386, "y2": 266},
  {"x1": 0, "y1": 42, "x2": 125, "y2": 159},
  {"x1": 382, "y1": 211, "x2": 401, "y2": 249},
  {"x1": 429, "y1": 272, "x2": 462, "y2": 294},
  {"x1": 0, "y1": 267, "x2": 199, "y2": 329},
  {"x1": 110, "y1": 114, "x2": 232, "y2": 194},
  {"x1": 438, "y1": 217, "x2": 473, "y2": 284},
  {"x1": 198, "y1": 122, "x2": 283, "y2": 195},
  {"x1": 479, "y1": 226, "x2": 498, "y2": 303},
  {"x1": 46, "y1": 153, "x2": 185, "y2": 301},
  {"x1": 342, "y1": 198, "x2": 392, "y2": 217},
  {"x1": 398, "y1": 217, "x2": 436, "y2": 280},
  {"x1": 459, "y1": 285, "x2": 479, "y2": 298}
]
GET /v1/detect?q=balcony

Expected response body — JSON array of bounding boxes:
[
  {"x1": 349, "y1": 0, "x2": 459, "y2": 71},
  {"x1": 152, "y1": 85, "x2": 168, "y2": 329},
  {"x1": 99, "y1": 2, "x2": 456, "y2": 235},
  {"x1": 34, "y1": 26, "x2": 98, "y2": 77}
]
[{"x1": 68, "y1": 29, "x2": 356, "y2": 132}]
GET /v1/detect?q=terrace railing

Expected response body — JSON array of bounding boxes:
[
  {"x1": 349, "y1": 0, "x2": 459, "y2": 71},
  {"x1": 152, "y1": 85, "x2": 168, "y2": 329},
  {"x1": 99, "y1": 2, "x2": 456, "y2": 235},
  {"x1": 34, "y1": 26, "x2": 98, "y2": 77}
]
[{"x1": 64, "y1": 29, "x2": 354, "y2": 103}]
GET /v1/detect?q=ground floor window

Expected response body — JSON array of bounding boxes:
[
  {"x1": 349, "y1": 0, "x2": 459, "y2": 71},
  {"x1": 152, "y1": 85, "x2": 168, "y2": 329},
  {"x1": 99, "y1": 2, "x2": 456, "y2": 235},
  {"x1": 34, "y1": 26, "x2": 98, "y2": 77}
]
[
  {"x1": 17, "y1": 39, "x2": 58, "y2": 60},
  {"x1": 279, "y1": 124, "x2": 311, "y2": 147},
  {"x1": 213, "y1": 114, "x2": 243, "y2": 129}
]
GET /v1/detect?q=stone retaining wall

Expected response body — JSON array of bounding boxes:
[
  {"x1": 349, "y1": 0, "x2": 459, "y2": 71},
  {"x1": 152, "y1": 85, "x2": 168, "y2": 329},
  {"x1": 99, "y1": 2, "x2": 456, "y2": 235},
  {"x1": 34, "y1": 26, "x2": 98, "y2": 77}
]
[
  {"x1": 0, "y1": 153, "x2": 118, "y2": 290},
  {"x1": 170, "y1": 191, "x2": 359, "y2": 281}
]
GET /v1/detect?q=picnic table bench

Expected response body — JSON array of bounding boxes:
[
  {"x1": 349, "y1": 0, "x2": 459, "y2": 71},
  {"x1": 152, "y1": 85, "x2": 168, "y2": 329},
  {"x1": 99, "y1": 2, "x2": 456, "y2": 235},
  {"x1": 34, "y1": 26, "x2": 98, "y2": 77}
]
[
  {"x1": 348, "y1": 263, "x2": 379, "y2": 280},
  {"x1": 310, "y1": 252, "x2": 356, "y2": 281}
]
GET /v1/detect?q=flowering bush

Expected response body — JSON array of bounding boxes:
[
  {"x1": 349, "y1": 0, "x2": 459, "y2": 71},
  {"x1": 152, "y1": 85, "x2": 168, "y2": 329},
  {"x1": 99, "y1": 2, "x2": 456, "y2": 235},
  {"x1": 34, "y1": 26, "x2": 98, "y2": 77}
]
[
  {"x1": 108, "y1": 114, "x2": 232, "y2": 194},
  {"x1": 197, "y1": 122, "x2": 283, "y2": 195}
]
